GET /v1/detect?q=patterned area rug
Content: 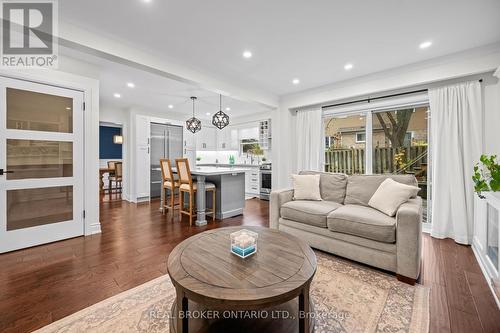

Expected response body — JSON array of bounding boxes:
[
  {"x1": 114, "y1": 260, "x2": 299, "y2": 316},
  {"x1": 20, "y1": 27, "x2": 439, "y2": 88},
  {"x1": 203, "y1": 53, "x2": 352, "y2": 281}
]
[{"x1": 34, "y1": 252, "x2": 429, "y2": 333}]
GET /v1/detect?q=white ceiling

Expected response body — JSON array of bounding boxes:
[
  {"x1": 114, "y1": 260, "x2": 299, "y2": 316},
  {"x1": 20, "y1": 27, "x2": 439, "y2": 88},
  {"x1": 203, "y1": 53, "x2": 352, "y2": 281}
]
[
  {"x1": 60, "y1": 0, "x2": 500, "y2": 96},
  {"x1": 60, "y1": 48, "x2": 271, "y2": 119}
]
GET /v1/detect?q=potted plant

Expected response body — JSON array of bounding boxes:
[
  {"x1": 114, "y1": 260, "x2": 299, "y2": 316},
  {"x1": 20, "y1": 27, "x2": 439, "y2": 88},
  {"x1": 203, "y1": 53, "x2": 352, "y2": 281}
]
[{"x1": 472, "y1": 154, "x2": 500, "y2": 199}]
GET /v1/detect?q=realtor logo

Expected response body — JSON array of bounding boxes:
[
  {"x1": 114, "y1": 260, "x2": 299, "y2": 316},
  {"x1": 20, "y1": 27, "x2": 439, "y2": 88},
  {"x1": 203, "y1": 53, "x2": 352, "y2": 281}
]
[{"x1": 1, "y1": 0, "x2": 58, "y2": 68}]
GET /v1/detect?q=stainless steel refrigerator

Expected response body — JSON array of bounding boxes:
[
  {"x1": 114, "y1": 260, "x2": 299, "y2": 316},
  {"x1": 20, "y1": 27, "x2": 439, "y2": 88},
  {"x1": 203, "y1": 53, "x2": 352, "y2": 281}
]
[{"x1": 150, "y1": 123, "x2": 183, "y2": 198}]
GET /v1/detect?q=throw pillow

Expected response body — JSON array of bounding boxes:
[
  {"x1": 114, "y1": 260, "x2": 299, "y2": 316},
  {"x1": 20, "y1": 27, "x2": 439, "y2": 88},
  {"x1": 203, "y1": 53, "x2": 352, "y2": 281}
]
[
  {"x1": 292, "y1": 174, "x2": 322, "y2": 201},
  {"x1": 368, "y1": 178, "x2": 420, "y2": 216}
]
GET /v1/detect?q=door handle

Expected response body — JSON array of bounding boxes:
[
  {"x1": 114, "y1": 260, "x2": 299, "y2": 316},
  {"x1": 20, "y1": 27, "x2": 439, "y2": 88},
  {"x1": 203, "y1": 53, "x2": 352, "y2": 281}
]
[{"x1": 0, "y1": 169, "x2": 14, "y2": 175}]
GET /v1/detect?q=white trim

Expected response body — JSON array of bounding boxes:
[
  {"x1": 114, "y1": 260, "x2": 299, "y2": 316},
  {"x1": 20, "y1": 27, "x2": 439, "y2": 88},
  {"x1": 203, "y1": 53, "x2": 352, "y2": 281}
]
[
  {"x1": 322, "y1": 93, "x2": 429, "y2": 116},
  {"x1": 87, "y1": 222, "x2": 102, "y2": 235},
  {"x1": 4, "y1": 178, "x2": 76, "y2": 190},
  {"x1": 355, "y1": 132, "x2": 366, "y2": 143},
  {"x1": 0, "y1": 69, "x2": 100, "y2": 237},
  {"x1": 5, "y1": 129, "x2": 75, "y2": 142},
  {"x1": 365, "y1": 112, "x2": 373, "y2": 174}
]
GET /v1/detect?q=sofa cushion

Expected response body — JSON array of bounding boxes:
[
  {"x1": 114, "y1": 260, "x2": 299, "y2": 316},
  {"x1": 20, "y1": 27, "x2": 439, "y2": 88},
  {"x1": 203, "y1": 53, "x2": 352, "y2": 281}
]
[
  {"x1": 292, "y1": 174, "x2": 322, "y2": 201},
  {"x1": 369, "y1": 178, "x2": 421, "y2": 216},
  {"x1": 281, "y1": 200, "x2": 342, "y2": 228},
  {"x1": 344, "y1": 174, "x2": 418, "y2": 206},
  {"x1": 327, "y1": 205, "x2": 396, "y2": 243},
  {"x1": 279, "y1": 218, "x2": 397, "y2": 254},
  {"x1": 299, "y1": 171, "x2": 347, "y2": 203}
]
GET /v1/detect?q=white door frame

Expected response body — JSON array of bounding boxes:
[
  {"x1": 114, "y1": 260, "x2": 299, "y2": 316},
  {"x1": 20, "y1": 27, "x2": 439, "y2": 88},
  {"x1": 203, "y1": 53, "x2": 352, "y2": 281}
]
[{"x1": 0, "y1": 69, "x2": 101, "y2": 239}]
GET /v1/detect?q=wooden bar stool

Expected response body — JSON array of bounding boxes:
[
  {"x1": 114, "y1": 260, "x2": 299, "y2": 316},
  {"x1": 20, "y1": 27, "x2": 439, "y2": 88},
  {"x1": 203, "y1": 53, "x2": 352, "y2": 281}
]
[
  {"x1": 160, "y1": 158, "x2": 179, "y2": 217},
  {"x1": 108, "y1": 162, "x2": 123, "y2": 197},
  {"x1": 175, "y1": 158, "x2": 216, "y2": 226}
]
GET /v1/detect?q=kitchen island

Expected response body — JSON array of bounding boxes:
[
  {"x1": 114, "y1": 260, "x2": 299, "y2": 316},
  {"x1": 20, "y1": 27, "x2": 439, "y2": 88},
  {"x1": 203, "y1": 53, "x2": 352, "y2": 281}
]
[{"x1": 165, "y1": 166, "x2": 249, "y2": 226}]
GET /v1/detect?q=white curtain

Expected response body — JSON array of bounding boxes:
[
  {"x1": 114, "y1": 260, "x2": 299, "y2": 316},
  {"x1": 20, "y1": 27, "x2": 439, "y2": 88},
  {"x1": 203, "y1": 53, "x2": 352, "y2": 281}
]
[
  {"x1": 295, "y1": 108, "x2": 324, "y2": 172},
  {"x1": 429, "y1": 81, "x2": 482, "y2": 244}
]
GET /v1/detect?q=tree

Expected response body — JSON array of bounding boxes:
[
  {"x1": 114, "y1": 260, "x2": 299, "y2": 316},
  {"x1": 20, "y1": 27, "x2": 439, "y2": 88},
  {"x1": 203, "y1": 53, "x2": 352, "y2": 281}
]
[{"x1": 375, "y1": 109, "x2": 413, "y2": 148}]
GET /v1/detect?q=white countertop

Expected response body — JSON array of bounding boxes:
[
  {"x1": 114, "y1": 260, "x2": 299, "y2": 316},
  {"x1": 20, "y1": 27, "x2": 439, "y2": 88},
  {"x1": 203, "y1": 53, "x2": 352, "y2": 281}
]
[
  {"x1": 198, "y1": 163, "x2": 262, "y2": 168},
  {"x1": 172, "y1": 166, "x2": 250, "y2": 176}
]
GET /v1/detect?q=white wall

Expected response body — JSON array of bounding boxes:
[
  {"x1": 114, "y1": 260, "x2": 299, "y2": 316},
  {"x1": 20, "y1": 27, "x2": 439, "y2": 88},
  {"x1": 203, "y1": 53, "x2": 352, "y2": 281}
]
[
  {"x1": 487, "y1": 68, "x2": 500, "y2": 156},
  {"x1": 273, "y1": 45, "x2": 500, "y2": 189}
]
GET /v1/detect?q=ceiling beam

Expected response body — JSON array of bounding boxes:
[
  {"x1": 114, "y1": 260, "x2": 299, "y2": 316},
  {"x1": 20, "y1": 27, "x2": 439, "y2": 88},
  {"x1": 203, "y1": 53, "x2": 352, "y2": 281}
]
[{"x1": 58, "y1": 21, "x2": 279, "y2": 110}]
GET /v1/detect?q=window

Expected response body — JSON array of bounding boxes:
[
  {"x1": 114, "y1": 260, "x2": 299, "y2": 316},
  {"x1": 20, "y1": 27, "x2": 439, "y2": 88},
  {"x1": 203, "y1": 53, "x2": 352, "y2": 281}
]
[
  {"x1": 240, "y1": 139, "x2": 260, "y2": 154},
  {"x1": 355, "y1": 132, "x2": 366, "y2": 143},
  {"x1": 325, "y1": 137, "x2": 331, "y2": 148},
  {"x1": 324, "y1": 114, "x2": 366, "y2": 175}
]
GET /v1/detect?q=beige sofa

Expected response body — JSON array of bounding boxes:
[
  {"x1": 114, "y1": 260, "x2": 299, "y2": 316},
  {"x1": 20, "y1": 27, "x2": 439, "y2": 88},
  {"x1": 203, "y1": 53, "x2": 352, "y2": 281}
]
[{"x1": 270, "y1": 171, "x2": 422, "y2": 284}]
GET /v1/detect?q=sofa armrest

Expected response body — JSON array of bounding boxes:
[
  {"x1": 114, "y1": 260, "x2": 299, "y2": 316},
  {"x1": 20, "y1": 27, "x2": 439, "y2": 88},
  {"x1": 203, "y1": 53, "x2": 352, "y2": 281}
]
[
  {"x1": 270, "y1": 188, "x2": 294, "y2": 229},
  {"x1": 396, "y1": 197, "x2": 423, "y2": 280}
]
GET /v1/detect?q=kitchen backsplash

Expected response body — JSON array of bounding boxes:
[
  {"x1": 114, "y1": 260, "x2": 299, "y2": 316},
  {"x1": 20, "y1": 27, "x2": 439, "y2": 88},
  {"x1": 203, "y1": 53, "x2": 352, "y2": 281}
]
[{"x1": 196, "y1": 150, "x2": 271, "y2": 165}]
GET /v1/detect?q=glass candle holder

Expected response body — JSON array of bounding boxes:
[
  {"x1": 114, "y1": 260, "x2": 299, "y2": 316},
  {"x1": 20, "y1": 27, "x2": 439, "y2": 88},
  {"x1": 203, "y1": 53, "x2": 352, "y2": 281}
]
[{"x1": 230, "y1": 229, "x2": 258, "y2": 258}]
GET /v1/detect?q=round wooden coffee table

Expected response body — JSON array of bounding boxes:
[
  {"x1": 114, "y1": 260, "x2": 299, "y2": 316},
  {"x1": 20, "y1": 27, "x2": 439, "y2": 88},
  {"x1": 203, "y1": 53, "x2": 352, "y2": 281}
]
[{"x1": 167, "y1": 226, "x2": 317, "y2": 333}]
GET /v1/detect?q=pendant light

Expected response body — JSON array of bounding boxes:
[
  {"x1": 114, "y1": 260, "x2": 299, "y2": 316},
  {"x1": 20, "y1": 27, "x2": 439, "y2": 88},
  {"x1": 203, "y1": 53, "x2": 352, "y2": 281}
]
[
  {"x1": 212, "y1": 94, "x2": 230, "y2": 130},
  {"x1": 186, "y1": 96, "x2": 201, "y2": 133}
]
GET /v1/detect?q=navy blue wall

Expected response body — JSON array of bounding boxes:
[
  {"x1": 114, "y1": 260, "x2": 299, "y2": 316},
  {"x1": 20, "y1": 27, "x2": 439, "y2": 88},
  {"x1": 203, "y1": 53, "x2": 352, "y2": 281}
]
[{"x1": 99, "y1": 126, "x2": 122, "y2": 159}]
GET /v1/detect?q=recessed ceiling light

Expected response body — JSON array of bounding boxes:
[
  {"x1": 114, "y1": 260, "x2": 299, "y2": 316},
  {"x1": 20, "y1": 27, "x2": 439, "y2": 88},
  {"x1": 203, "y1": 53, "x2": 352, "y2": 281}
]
[
  {"x1": 126, "y1": 82, "x2": 135, "y2": 88},
  {"x1": 168, "y1": 104, "x2": 173, "y2": 109},
  {"x1": 206, "y1": 112, "x2": 211, "y2": 116},
  {"x1": 65, "y1": 107, "x2": 71, "y2": 110},
  {"x1": 113, "y1": 93, "x2": 121, "y2": 98},
  {"x1": 242, "y1": 50, "x2": 252, "y2": 59},
  {"x1": 292, "y1": 78, "x2": 300, "y2": 85},
  {"x1": 142, "y1": 0, "x2": 152, "y2": 3},
  {"x1": 344, "y1": 63, "x2": 353, "y2": 71},
  {"x1": 225, "y1": 107, "x2": 231, "y2": 111},
  {"x1": 419, "y1": 41, "x2": 432, "y2": 49}
]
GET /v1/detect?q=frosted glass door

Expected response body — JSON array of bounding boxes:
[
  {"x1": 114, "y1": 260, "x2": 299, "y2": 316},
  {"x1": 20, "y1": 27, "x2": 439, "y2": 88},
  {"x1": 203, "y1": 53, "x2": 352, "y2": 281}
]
[{"x1": 0, "y1": 77, "x2": 84, "y2": 253}]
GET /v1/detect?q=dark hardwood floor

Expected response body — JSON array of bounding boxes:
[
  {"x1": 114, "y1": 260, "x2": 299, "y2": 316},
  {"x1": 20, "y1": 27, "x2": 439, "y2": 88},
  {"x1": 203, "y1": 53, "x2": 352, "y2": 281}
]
[{"x1": 0, "y1": 198, "x2": 498, "y2": 333}]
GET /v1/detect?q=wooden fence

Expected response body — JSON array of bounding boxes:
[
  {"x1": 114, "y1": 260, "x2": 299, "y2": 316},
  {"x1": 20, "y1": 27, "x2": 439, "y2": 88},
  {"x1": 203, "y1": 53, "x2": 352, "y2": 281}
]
[{"x1": 325, "y1": 146, "x2": 427, "y2": 175}]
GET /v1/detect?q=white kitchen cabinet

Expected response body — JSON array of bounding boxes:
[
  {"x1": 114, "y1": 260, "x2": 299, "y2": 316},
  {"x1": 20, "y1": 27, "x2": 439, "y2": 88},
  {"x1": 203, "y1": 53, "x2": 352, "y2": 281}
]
[
  {"x1": 217, "y1": 127, "x2": 239, "y2": 151},
  {"x1": 245, "y1": 167, "x2": 260, "y2": 196},
  {"x1": 239, "y1": 127, "x2": 259, "y2": 140},
  {"x1": 135, "y1": 115, "x2": 151, "y2": 201},
  {"x1": 196, "y1": 126, "x2": 217, "y2": 150},
  {"x1": 229, "y1": 128, "x2": 239, "y2": 150},
  {"x1": 259, "y1": 119, "x2": 271, "y2": 150},
  {"x1": 136, "y1": 115, "x2": 150, "y2": 146},
  {"x1": 183, "y1": 128, "x2": 196, "y2": 167}
]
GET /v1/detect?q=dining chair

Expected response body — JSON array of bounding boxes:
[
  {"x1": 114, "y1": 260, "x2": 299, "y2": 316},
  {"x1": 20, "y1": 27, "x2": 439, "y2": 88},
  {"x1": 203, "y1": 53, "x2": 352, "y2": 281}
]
[
  {"x1": 175, "y1": 158, "x2": 216, "y2": 226},
  {"x1": 107, "y1": 160, "x2": 117, "y2": 176},
  {"x1": 160, "y1": 158, "x2": 179, "y2": 217},
  {"x1": 108, "y1": 162, "x2": 123, "y2": 197}
]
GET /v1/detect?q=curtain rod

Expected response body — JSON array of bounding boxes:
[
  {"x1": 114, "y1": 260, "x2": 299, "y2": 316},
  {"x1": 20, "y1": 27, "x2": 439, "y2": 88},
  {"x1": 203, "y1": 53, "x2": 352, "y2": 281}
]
[{"x1": 321, "y1": 79, "x2": 483, "y2": 110}]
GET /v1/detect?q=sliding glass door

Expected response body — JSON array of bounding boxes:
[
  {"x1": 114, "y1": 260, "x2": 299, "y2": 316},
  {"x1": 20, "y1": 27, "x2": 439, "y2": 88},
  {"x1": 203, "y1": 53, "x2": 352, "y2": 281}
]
[
  {"x1": 324, "y1": 113, "x2": 366, "y2": 175},
  {"x1": 324, "y1": 106, "x2": 430, "y2": 224},
  {"x1": 371, "y1": 107, "x2": 430, "y2": 223}
]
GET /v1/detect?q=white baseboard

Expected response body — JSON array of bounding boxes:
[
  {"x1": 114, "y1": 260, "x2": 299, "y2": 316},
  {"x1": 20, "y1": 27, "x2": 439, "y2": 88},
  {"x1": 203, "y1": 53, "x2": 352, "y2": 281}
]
[
  {"x1": 421, "y1": 223, "x2": 431, "y2": 234},
  {"x1": 471, "y1": 242, "x2": 500, "y2": 309},
  {"x1": 85, "y1": 222, "x2": 102, "y2": 235}
]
